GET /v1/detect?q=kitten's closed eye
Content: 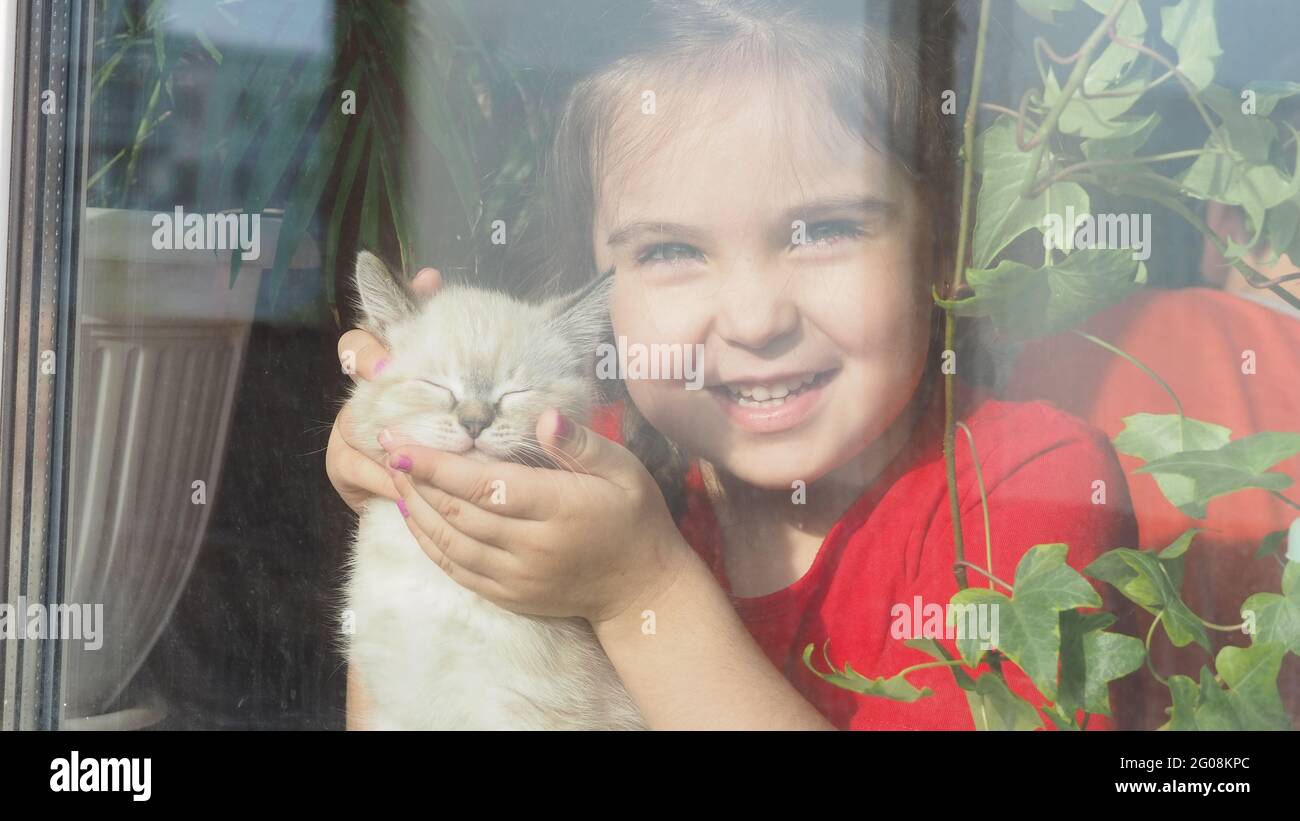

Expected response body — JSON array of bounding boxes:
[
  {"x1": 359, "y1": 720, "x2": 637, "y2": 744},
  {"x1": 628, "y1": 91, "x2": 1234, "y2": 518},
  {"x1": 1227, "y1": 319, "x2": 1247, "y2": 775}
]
[
  {"x1": 497, "y1": 389, "x2": 533, "y2": 406},
  {"x1": 418, "y1": 379, "x2": 453, "y2": 394}
]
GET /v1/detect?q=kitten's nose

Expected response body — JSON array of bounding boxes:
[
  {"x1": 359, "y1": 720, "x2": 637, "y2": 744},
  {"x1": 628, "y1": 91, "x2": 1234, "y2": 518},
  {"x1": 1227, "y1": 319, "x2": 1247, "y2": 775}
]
[{"x1": 457, "y1": 400, "x2": 495, "y2": 439}]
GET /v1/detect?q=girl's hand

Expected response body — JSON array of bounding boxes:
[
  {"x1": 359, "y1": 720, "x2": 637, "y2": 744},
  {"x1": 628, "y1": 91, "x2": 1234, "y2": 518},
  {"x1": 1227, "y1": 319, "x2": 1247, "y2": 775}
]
[
  {"x1": 384, "y1": 409, "x2": 694, "y2": 626},
  {"x1": 326, "y1": 266, "x2": 442, "y2": 513}
]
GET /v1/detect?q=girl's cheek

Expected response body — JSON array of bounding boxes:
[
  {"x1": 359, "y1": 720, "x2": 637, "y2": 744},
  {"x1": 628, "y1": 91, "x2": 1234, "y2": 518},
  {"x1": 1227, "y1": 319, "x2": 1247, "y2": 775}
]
[
  {"x1": 610, "y1": 275, "x2": 713, "y2": 350},
  {"x1": 799, "y1": 259, "x2": 926, "y2": 353}
]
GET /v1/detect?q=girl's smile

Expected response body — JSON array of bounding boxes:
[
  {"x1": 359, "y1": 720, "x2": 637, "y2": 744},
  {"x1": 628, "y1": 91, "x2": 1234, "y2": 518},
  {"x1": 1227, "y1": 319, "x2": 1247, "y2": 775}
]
[{"x1": 709, "y1": 367, "x2": 840, "y2": 434}]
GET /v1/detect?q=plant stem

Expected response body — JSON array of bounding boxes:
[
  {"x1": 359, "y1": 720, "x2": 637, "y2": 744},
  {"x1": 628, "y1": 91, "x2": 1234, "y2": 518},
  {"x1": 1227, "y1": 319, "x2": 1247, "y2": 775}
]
[
  {"x1": 954, "y1": 560, "x2": 1014, "y2": 593},
  {"x1": 956, "y1": 421, "x2": 995, "y2": 589},
  {"x1": 1029, "y1": 149, "x2": 1220, "y2": 197},
  {"x1": 1121, "y1": 180, "x2": 1300, "y2": 312},
  {"x1": 1201, "y1": 619, "x2": 1246, "y2": 632},
  {"x1": 1020, "y1": 0, "x2": 1132, "y2": 195},
  {"x1": 897, "y1": 659, "x2": 967, "y2": 677},
  {"x1": 1072, "y1": 330, "x2": 1185, "y2": 417},
  {"x1": 1144, "y1": 612, "x2": 1169, "y2": 687},
  {"x1": 944, "y1": 0, "x2": 993, "y2": 591},
  {"x1": 1270, "y1": 491, "x2": 1300, "y2": 512},
  {"x1": 1107, "y1": 26, "x2": 1226, "y2": 151}
]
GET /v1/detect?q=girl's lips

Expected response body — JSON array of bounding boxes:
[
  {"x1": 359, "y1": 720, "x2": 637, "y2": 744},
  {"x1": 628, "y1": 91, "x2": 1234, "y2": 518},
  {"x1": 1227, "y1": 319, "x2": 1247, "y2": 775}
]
[{"x1": 710, "y1": 369, "x2": 838, "y2": 434}]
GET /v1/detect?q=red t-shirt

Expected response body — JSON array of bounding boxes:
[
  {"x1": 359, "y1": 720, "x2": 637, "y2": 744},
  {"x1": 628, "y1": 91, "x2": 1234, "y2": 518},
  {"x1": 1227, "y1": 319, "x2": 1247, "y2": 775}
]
[{"x1": 593, "y1": 386, "x2": 1138, "y2": 730}]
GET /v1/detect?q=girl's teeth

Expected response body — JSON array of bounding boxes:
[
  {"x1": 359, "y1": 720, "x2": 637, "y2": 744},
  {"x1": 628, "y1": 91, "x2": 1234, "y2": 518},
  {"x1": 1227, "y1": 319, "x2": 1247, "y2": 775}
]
[
  {"x1": 738, "y1": 396, "x2": 785, "y2": 407},
  {"x1": 725, "y1": 373, "x2": 821, "y2": 405}
]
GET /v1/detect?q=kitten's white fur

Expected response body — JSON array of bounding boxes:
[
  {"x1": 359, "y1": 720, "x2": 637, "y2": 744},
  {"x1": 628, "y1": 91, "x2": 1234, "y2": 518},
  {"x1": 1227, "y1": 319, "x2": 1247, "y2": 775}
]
[{"x1": 339, "y1": 252, "x2": 643, "y2": 730}]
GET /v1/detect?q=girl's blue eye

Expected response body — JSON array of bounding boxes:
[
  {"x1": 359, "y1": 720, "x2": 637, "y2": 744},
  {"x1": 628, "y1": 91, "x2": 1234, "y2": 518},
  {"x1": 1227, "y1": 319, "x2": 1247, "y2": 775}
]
[
  {"x1": 637, "y1": 242, "x2": 703, "y2": 266},
  {"x1": 800, "y1": 220, "x2": 867, "y2": 247}
]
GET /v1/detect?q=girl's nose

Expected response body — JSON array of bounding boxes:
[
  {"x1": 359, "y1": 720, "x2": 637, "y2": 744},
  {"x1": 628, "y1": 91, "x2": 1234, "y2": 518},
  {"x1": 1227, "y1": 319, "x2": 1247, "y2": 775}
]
[{"x1": 712, "y1": 271, "x2": 800, "y2": 351}]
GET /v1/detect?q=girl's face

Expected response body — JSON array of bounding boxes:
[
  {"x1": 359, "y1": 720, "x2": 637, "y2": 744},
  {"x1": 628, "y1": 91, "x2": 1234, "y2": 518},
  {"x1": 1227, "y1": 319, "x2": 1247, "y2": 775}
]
[{"x1": 595, "y1": 89, "x2": 934, "y2": 491}]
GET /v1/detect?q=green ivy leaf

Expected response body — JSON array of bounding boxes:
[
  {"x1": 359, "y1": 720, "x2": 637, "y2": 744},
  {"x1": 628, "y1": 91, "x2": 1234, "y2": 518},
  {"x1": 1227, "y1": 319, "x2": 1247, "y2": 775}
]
[
  {"x1": 1135, "y1": 432, "x2": 1300, "y2": 518},
  {"x1": 1160, "y1": 0, "x2": 1222, "y2": 91},
  {"x1": 1042, "y1": 705, "x2": 1080, "y2": 731},
  {"x1": 969, "y1": 673, "x2": 1044, "y2": 731},
  {"x1": 1113, "y1": 413, "x2": 1232, "y2": 512},
  {"x1": 1085, "y1": 547, "x2": 1210, "y2": 650},
  {"x1": 1158, "y1": 527, "x2": 1202, "y2": 559},
  {"x1": 950, "y1": 544, "x2": 1101, "y2": 699},
  {"x1": 801, "y1": 643, "x2": 933, "y2": 703},
  {"x1": 1042, "y1": 1, "x2": 1150, "y2": 137},
  {"x1": 1083, "y1": 0, "x2": 1147, "y2": 37},
  {"x1": 1215, "y1": 642, "x2": 1291, "y2": 730},
  {"x1": 1113, "y1": 413, "x2": 1233, "y2": 460},
  {"x1": 1240, "y1": 562, "x2": 1300, "y2": 654},
  {"x1": 1244, "y1": 80, "x2": 1300, "y2": 117},
  {"x1": 904, "y1": 638, "x2": 977, "y2": 689},
  {"x1": 1193, "y1": 666, "x2": 1239, "y2": 730},
  {"x1": 1159, "y1": 673, "x2": 1200, "y2": 730},
  {"x1": 945, "y1": 249, "x2": 1145, "y2": 339},
  {"x1": 1057, "y1": 610, "x2": 1146, "y2": 716},
  {"x1": 1254, "y1": 529, "x2": 1289, "y2": 560},
  {"x1": 1043, "y1": 53, "x2": 1150, "y2": 138},
  {"x1": 1257, "y1": 197, "x2": 1300, "y2": 266},
  {"x1": 1081, "y1": 112, "x2": 1161, "y2": 161},
  {"x1": 905, "y1": 638, "x2": 1041, "y2": 730},
  {"x1": 970, "y1": 116, "x2": 1090, "y2": 269},
  {"x1": 1016, "y1": 0, "x2": 1076, "y2": 25},
  {"x1": 1180, "y1": 87, "x2": 1300, "y2": 242},
  {"x1": 1159, "y1": 664, "x2": 1284, "y2": 731}
]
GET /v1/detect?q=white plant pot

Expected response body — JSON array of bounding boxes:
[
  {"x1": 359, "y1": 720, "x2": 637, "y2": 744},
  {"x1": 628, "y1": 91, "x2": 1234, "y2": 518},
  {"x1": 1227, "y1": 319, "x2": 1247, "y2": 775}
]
[{"x1": 58, "y1": 207, "x2": 314, "y2": 729}]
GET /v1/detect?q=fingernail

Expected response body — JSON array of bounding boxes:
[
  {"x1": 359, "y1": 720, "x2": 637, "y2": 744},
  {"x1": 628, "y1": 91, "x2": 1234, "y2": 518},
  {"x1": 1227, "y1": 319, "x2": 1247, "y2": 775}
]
[
  {"x1": 389, "y1": 454, "x2": 412, "y2": 473},
  {"x1": 554, "y1": 412, "x2": 573, "y2": 441},
  {"x1": 397, "y1": 499, "x2": 409, "y2": 518},
  {"x1": 378, "y1": 429, "x2": 396, "y2": 451},
  {"x1": 374, "y1": 358, "x2": 390, "y2": 375}
]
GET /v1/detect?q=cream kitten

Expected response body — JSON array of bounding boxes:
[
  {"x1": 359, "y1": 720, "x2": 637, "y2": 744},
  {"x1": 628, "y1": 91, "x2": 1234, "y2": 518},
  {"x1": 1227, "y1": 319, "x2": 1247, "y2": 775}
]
[{"x1": 340, "y1": 251, "x2": 643, "y2": 730}]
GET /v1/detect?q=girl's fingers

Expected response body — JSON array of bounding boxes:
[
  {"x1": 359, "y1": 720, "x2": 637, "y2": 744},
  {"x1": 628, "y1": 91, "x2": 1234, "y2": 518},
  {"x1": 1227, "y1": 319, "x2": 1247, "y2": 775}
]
[
  {"x1": 536, "y1": 409, "x2": 646, "y2": 491},
  {"x1": 410, "y1": 266, "x2": 442, "y2": 296},
  {"x1": 338, "y1": 328, "x2": 392, "y2": 382},
  {"x1": 386, "y1": 446, "x2": 557, "y2": 520},
  {"x1": 337, "y1": 267, "x2": 439, "y2": 381},
  {"x1": 395, "y1": 468, "x2": 524, "y2": 549},
  {"x1": 394, "y1": 473, "x2": 513, "y2": 580},
  {"x1": 327, "y1": 412, "x2": 399, "y2": 509},
  {"x1": 398, "y1": 512, "x2": 510, "y2": 605}
]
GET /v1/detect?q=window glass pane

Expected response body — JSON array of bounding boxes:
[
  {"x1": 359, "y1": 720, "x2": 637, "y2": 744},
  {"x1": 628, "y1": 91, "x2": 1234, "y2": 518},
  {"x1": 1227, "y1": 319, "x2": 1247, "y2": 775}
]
[{"x1": 26, "y1": 0, "x2": 1300, "y2": 732}]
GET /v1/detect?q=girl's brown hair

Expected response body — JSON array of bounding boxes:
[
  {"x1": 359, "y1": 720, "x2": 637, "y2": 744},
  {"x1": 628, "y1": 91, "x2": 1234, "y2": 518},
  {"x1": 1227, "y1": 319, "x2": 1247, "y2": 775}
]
[{"x1": 539, "y1": 0, "x2": 961, "y2": 516}]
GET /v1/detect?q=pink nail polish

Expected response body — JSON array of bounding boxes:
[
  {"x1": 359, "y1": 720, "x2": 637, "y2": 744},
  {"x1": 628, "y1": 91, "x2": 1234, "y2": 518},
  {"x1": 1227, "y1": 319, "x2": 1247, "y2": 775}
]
[
  {"x1": 390, "y1": 454, "x2": 412, "y2": 473},
  {"x1": 397, "y1": 499, "x2": 409, "y2": 518},
  {"x1": 554, "y1": 412, "x2": 573, "y2": 441},
  {"x1": 374, "y1": 358, "x2": 390, "y2": 375}
]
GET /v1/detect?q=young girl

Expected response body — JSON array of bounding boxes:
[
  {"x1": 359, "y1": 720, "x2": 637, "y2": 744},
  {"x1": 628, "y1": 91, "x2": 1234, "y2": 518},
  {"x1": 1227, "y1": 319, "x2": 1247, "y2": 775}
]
[{"x1": 326, "y1": 0, "x2": 1137, "y2": 730}]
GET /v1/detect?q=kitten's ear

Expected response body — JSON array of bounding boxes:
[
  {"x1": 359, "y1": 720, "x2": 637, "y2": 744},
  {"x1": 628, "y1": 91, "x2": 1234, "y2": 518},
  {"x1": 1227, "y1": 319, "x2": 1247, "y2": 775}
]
[
  {"x1": 354, "y1": 251, "x2": 416, "y2": 343},
  {"x1": 547, "y1": 269, "x2": 614, "y2": 356}
]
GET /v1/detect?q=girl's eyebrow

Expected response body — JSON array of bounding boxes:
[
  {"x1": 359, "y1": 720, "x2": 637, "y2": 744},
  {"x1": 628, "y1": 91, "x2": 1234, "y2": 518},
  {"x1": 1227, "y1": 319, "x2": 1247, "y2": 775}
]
[
  {"x1": 606, "y1": 221, "x2": 709, "y2": 249},
  {"x1": 779, "y1": 195, "x2": 898, "y2": 225},
  {"x1": 606, "y1": 196, "x2": 897, "y2": 248}
]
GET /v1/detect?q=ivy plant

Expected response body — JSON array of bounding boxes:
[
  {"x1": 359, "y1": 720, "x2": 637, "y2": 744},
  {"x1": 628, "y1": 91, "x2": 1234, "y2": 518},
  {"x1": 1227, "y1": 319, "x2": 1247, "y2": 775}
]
[{"x1": 806, "y1": 0, "x2": 1300, "y2": 730}]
